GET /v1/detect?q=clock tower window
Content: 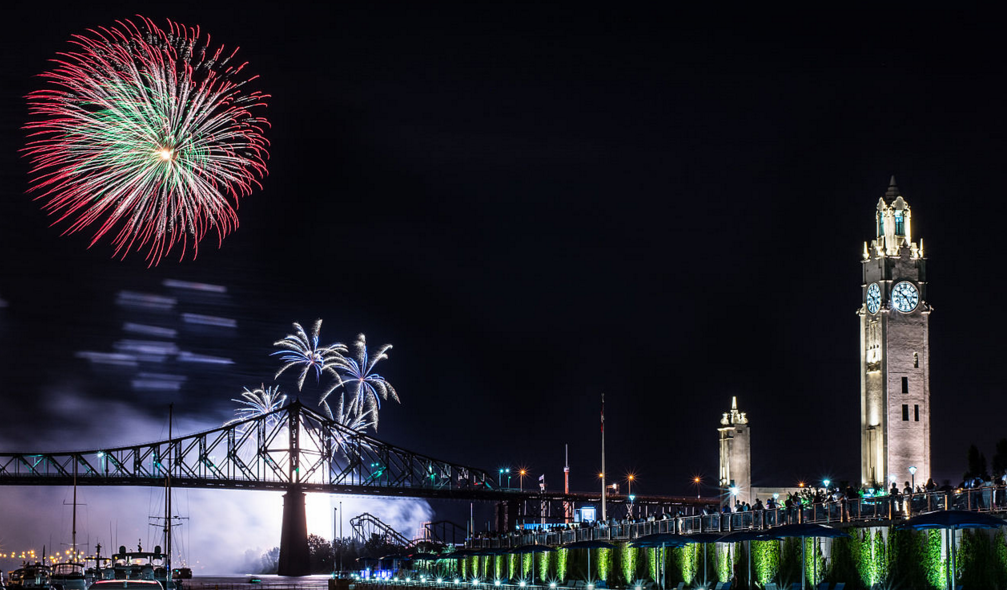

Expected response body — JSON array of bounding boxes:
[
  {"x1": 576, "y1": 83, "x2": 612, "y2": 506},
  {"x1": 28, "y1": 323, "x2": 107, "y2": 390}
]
[
  {"x1": 902, "y1": 405, "x2": 909, "y2": 421},
  {"x1": 914, "y1": 352, "x2": 919, "y2": 368},
  {"x1": 901, "y1": 377, "x2": 909, "y2": 393}
]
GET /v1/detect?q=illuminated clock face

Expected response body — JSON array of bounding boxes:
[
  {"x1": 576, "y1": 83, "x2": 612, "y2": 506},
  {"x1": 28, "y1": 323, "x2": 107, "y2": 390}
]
[
  {"x1": 866, "y1": 283, "x2": 881, "y2": 314},
  {"x1": 891, "y1": 281, "x2": 919, "y2": 313}
]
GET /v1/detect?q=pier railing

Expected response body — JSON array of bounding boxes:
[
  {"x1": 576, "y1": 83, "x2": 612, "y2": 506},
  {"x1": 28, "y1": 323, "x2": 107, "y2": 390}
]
[{"x1": 469, "y1": 486, "x2": 1007, "y2": 548}]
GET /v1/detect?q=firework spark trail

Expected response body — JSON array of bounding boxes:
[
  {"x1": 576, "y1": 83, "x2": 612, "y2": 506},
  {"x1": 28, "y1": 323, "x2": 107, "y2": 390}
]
[{"x1": 24, "y1": 16, "x2": 270, "y2": 265}]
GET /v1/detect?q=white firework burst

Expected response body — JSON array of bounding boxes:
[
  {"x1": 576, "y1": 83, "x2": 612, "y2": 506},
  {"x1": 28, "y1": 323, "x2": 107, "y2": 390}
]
[
  {"x1": 272, "y1": 319, "x2": 347, "y2": 390},
  {"x1": 326, "y1": 333, "x2": 398, "y2": 429},
  {"x1": 225, "y1": 384, "x2": 287, "y2": 429}
]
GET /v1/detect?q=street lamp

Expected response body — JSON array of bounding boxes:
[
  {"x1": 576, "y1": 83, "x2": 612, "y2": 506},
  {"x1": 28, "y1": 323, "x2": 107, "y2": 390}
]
[
  {"x1": 694, "y1": 477, "x2": 701, "y2": 499},
  {"x1": 627, "y1": 474, "x2": 636, "y2": 517},
  {"x1": 823, "y1": 479, "x2": 831, "y2": 489},
  {"x1": 519, "y1": 469, "x2": 527, "y2": 492},
  {"x1": 909, "y1": 466, "x2": 917, "y2": 491}
]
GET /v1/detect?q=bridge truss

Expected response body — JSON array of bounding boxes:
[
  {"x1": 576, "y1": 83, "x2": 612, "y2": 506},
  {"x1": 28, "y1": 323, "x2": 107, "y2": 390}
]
[{"x1": 0, "y1": 401, "x2": 493, "y2": 498}]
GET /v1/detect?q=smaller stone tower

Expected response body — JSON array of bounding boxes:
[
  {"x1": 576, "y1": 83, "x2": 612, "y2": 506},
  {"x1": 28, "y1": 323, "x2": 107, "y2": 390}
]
[{"x1": 718, "y1": 396, "x2": 751, "y2": 506}]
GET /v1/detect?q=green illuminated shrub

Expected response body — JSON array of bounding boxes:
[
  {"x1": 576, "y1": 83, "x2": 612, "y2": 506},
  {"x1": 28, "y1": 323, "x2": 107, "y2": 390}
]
[
  {"x1": 672, "y1": 543, "x2": 696, "y2": 583},
  {"x1": 752, "y1": 540, "x2": 780, "y2": 587},
  {"x1": 804, "y1": 538, "x2": 825, "y2": 587},
  {"x1": 718, "y1": 544, "x2": 733, "y2": 584},
  {"x1": 619, "y1": 543, "x2": 637, "y2": 586},
  {"x1": 556, "y1": 548, "x2": 568, "y2": 582},
  {"x1": 597, "y1": 548, "x2": 611, "y2": 582},
  {"x1": 925, "y1": 529, "x2": 946, "y2": 590},
  {"x1": 960, "y1": 529, "x2": 1002, "y2": 590},
  {"x1": 779, "y1": 537, "x2": 803, "y2": 587},
  {"x1": 825, "y1": 530, "x2": 859, "y2": 587}
]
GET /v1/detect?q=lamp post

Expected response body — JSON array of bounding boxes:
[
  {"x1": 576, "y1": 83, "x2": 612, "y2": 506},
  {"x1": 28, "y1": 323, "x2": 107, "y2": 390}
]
[
  {"x1": 627, "y1": 475, "x2": 635, "y2": 518},
  {"x1": 519, "y1": 469, "x2": 527, "y2": 492},
  {"x1": 694, "y1": 477, "x2": 701, "y2": 499},
  {"x1": 909, "y1": 466, "x2": 917, "y2": 491}
]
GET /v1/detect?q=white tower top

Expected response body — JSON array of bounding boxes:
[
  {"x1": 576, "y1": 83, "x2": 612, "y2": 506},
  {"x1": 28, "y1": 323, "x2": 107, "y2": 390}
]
[
  {"x1": 867, "y1": 176, "x2": 922, "y2": 260},
  {"x1": 721, "y1": 395, "x2": 749, "y2": 425}
]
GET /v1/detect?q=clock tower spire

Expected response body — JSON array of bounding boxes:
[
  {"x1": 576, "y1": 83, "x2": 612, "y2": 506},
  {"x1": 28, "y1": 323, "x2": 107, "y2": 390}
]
[{"x1": 860, "y1": 177, "x2": 931, "y2": 489}]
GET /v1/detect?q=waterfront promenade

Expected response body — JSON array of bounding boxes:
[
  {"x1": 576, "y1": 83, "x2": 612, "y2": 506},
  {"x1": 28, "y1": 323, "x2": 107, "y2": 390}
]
[{"x1": 469, "y1": 486, "x2": 1007, "y2": 549}]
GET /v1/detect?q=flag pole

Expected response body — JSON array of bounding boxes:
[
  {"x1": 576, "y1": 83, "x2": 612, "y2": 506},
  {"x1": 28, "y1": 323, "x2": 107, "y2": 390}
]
[
  {"x1": 564, "y1": 444, "x2": 571, "y2": 523},
  {"x1": 601, "y1": 392, "x2": 606, "y2": 522}
]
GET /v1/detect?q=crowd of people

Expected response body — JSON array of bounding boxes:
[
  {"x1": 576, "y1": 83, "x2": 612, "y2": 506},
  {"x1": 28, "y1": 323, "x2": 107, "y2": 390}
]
[{"x1": 469, "y1": 475, "x2": 1007, "y2": 546}]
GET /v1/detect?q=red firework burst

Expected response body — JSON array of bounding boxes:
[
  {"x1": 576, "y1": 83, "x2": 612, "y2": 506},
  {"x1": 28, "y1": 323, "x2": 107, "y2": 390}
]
[{"x1": 24, "y1": 16, "x2": 270, "y2": 265}]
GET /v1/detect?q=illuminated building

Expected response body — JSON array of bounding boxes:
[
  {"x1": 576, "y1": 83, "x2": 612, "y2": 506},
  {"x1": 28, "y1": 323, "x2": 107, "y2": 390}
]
[
  {"x1": 718, "y1": 396, "x2": 750, "y2": 505},
  {"x1": 860, "y1": 177, "x2": 931, "y2": 488}
]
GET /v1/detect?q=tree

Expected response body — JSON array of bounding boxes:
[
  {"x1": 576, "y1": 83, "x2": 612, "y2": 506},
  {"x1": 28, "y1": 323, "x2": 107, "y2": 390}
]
[
  {"x1": 362, "y1": 532, "x2": 403, "y2": 558},
  {"x1": 965, "y1": 444, "x2": 990, "y2": 481},
  {"x1": 992, "y1": 438, "x2": 1007, "y2": 478},
  {"x1": 308, "y1": 534, "x2": 335, "y2": 573}
]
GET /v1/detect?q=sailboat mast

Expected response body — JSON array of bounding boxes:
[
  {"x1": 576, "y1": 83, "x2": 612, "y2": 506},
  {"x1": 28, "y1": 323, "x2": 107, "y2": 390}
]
[
  {"x1": 72, "y1": 460, "x2": 78, "y2": 560},
  {"x1": 165, "y1": 404, "x2": 173, "y2": 589}
]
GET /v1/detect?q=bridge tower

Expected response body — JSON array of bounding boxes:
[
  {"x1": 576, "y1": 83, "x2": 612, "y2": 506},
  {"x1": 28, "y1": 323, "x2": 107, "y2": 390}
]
[
  {"x1": 277, "y1": 402, "x2": 310, "y2": 576},
  {"x1": 860, "y1": 177, "x2": 931, "y2": 490},
  {"x1": 718, "y1": 396, "x2": 750, "y2": 507}
]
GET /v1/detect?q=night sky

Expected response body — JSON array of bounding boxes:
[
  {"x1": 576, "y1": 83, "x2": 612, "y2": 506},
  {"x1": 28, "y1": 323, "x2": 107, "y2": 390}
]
[{"x1": 1, "y1": 4, "x2": 1006, "y2": 545}]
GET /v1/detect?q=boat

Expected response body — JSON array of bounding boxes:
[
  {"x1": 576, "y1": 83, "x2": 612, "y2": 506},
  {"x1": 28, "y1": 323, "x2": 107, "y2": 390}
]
[
  {"x1": 105, "y1": 545, "x2": 166, "y2": 582},
  {"x1": 170, "y1": 568, "x2": 191, "y2": 580},
  {"x1": 7, "y1": 563, "x2": 51, "y2": 590},
  {"x1": 49, "y1": 564, "x2": 86, "y2": 590}
]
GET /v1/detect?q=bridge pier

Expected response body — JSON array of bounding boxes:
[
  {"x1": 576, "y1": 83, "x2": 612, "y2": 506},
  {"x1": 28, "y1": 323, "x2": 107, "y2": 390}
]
[{"x1": 278, "y1": 487, "x2": 310, "y2": 576}]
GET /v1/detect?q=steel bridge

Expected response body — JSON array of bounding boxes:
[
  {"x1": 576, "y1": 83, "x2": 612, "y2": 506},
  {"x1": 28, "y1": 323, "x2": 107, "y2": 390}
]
[
  {"x1": 0, "y1": 401, "x2": 705, "y2": 575},
  {"x1": 0, "y1": 401, "x2": 498, "y2": 575},
  {"x1": 0, "y1": 401, "x2": 494, "y2": 497}
]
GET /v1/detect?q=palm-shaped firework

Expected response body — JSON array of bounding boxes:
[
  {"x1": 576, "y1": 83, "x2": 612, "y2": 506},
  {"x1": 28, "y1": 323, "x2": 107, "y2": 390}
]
[
  {"x1": 324, "y1": 333, "x2": 399, "y2": 429},
  {"x1": 225, "y1": 384, "x2": 287, "y2": 430},
  {"x1": 323, "y1": 390, "x2": 375, "y2": 431},
  {"x1": 323, "y1": 392, "x2": 376, "y2": 456},
  {"x1": 271, "y1": 319, "x2": 348, "y2": 390}
]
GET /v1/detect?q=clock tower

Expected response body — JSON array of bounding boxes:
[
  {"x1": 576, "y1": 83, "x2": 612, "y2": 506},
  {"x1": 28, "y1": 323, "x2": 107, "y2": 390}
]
[{"x1": 860, "y1": 177, "x2": 931, "y2": 489}]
